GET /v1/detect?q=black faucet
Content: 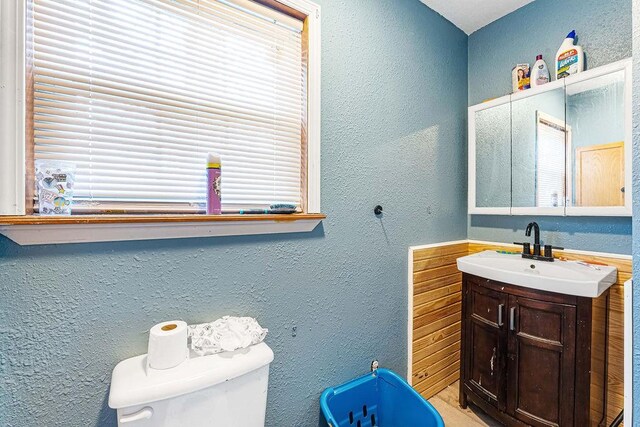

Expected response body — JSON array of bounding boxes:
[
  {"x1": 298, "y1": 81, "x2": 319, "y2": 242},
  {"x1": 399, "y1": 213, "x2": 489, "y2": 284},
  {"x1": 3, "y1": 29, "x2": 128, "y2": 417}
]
[
  {"x1": 514, "y1": 222, "x2": 563, "y2": 262},
  {"x1": 525, "y1": 222, "x2": 541, "y2": 256}
]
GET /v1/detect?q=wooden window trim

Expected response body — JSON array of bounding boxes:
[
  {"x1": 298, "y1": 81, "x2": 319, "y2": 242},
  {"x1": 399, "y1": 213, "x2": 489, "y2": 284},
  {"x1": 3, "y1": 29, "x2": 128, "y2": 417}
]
[
  {"x1": 24, "y1": 0, "x2": 34, "y2": 214},
  {"x1": 252, "y1": 0, "x2": 307, "y2": 21},
  {"x1": 0, "y1": 213, "x2": 325, "y2": 226},
  {"x1": 0, "y1": 213, "x2": 325, "y2": 245},
  {"x1": 299, "y1": 16, "x2": 309, "y2": 212}
]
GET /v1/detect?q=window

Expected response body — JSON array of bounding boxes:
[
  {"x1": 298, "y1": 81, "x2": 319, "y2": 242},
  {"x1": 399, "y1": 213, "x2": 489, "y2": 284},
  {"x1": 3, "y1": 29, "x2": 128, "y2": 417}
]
[
  {"x1": 535, "y1": 112, "x2": 571, "y2": 208},
  {"x1": 25, "y1": 0, "x2": 317, "y2": 214},
  {"x1": 0, "y1": 0, "x2": 320, "y2": 242}
]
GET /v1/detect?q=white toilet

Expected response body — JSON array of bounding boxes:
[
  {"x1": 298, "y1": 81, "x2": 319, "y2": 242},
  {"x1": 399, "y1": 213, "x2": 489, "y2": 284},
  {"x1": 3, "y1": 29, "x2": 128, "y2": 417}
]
[{"x1": 108, "y1": 342, "x2": 274, "y2": 426}]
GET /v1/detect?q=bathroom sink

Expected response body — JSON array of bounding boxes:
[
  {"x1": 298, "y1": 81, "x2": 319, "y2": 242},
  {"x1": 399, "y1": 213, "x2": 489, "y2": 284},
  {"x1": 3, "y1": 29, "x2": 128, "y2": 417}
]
[{"x1": 457, "y1": 250, "x2": 617, "y2": 298}]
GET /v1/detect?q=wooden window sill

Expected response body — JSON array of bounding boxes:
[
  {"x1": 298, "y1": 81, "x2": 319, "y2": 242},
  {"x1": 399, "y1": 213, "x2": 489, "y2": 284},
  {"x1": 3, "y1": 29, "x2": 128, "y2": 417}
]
[{"x1": 0, "y1": 213, "x2": 325, "y2": 245}]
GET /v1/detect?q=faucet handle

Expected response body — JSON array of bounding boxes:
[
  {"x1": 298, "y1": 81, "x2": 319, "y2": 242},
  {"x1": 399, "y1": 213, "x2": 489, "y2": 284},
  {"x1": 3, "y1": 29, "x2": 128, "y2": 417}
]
[
  {"x1": 513, "y1": 242, "x2": 531, "y2": 255},
  {"x1": 544, "y1": 245, "x2": 564, "y2": 259}
]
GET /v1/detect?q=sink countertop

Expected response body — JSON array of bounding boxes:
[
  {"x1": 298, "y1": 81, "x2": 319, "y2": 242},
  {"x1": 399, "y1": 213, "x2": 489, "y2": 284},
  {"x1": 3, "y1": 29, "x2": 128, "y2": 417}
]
[{"x1": 457, "y1": 250, "x2": 617, "y2": 298}]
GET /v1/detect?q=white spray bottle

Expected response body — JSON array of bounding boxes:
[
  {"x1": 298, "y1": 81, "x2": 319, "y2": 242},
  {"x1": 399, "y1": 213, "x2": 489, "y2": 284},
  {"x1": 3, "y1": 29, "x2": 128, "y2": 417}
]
[{"x1": 530, "y1": 55, "x2": 550, "y2": 88}]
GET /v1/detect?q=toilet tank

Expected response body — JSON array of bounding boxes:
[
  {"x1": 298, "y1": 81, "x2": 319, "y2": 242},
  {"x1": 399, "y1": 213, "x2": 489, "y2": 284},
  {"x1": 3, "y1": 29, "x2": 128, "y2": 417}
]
[{"x1": 109, "y1": 342, "x2": 274, "y2": 427}]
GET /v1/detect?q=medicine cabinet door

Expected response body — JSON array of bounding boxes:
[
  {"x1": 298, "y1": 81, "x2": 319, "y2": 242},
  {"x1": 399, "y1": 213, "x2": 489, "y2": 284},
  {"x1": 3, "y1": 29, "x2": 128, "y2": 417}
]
[
  {"x1": 510, "y1": 82, "x2": 567, "y2": 215},
  {"x1": 564, "y1": 62, "x2": 632, "y2": 216},
  {"x1": 469, "y1": 98, "x2": 511, "y2": 214}
]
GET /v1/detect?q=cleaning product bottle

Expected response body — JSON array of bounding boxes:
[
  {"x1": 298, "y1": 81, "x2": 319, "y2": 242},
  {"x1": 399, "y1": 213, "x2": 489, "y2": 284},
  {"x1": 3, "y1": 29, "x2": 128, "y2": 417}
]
[
  {"x1": 530, "y1": 55, "x2": 550, "y2": 88},
  {"x1": 556, "y1": 30, "x2": 584, "y2": 79},
  {"x1": 206, "y1": 153, "x2": 221, "y2": 214},
  {"x1": 512, "y1": 64, "x2": 531, "y2": 92}
]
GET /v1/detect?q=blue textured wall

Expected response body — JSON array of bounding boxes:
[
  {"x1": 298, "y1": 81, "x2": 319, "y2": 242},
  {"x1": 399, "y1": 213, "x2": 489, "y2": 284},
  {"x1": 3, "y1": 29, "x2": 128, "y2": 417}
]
[
  {"x1": 632, "y1": 0, "x2": 640, "y2": 419},
  {"x1": 467, "y1": 0, "x2": 633, "y2": 255},
  {"x1": 0, "y1": 1, "x2": 468, "y2": 426}
]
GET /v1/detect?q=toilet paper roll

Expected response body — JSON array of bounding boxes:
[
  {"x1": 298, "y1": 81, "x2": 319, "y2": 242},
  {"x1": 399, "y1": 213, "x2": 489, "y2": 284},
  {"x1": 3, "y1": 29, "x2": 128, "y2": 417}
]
[{"x1": 147, "y1": 320, "x2": 188, "y2": 370}]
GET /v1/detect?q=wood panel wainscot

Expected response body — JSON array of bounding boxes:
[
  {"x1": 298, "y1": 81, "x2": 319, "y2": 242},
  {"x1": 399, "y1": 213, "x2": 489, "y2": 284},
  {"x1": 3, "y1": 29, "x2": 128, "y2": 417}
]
[{"x1": 409, "y1": 240, "x2": 630, "y2": 426}]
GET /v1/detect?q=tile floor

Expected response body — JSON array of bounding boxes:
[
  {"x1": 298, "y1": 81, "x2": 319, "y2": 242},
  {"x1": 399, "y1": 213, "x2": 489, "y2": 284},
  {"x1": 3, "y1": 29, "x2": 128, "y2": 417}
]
[{"x1": 428, "y1": 381, "x2": 502, "y2": 427}]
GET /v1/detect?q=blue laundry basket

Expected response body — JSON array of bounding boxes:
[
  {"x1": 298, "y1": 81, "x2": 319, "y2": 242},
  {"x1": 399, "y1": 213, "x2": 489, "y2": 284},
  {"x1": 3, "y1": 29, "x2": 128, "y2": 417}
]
[{"x1": 320, "y1": 368, "x2": 445, "y2": 427}]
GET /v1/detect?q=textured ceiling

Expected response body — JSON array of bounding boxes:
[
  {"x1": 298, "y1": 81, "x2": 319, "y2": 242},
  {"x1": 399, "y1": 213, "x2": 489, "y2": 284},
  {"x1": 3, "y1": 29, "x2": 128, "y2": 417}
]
[{"x1": 420, "y1": 0, "x2": 535, "y2": 34}]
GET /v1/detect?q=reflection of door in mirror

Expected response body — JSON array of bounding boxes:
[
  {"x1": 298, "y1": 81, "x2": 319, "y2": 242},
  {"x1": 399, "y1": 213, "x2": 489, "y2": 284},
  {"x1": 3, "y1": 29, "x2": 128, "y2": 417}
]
[
  {"x1": 535, "y1": 112, "x2": 570, "y2": 208},
  {"x1": 566, "y1": 69, "x2": 625, "y2": 208},
  {"x1": 575, "y1": 142, "x2": 624, "y2": 206}
]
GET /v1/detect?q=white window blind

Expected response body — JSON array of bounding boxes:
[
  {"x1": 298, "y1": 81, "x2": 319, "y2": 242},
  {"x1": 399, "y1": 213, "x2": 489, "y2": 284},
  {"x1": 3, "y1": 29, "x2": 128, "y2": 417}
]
[
  {"x1": 535, "y1": 113, "x2": 567, "y2": 208},
  {"x1": 32, "y1": 0, "x2": 305, "y2": 212}
]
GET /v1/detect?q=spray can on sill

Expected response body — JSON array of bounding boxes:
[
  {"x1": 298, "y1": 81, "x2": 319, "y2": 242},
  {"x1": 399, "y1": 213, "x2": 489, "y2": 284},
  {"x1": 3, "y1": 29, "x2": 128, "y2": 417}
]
[{"x1": 207, "y1": 153, "x2": 222, "y2": 214}]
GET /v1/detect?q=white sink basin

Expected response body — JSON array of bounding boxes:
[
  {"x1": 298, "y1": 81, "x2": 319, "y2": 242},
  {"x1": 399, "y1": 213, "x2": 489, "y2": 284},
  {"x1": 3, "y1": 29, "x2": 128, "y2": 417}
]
[{"x1": 457, "y1": 250, "x2": 617, "y2": 298}]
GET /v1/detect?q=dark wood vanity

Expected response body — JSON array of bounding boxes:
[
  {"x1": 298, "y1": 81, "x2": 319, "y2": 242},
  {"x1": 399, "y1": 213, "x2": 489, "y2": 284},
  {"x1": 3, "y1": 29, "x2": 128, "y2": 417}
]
[{"x1": 459, "y1": 273, "x2": 608, "y2": 427}]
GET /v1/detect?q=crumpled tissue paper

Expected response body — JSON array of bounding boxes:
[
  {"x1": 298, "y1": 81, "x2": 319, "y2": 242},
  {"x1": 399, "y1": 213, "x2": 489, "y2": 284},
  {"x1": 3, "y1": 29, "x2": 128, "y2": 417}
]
[{"x1": 188, "y1": 316, "x2": 268, "y2": 355}]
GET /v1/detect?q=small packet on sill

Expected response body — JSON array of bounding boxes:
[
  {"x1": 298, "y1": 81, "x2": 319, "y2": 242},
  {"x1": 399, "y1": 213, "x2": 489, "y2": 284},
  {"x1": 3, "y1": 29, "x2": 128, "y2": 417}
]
[{"x1": 35, "y1": 160, "x2": 76, "y2": 215}]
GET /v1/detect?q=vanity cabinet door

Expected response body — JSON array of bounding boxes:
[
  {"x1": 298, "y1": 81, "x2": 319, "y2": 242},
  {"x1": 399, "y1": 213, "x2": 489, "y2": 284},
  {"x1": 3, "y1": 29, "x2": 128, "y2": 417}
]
[
  {"x1": 506, "y1": 295, "x2": 577, "y2": 427},
  {"x1": 462, "y1": 279, "x2": 508, "y2": 410}
]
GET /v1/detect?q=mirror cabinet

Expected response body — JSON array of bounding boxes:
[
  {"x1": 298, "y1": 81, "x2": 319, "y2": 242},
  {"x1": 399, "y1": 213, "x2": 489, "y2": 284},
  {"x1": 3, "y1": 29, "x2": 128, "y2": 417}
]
[{"x1": 468, "y1": 59, "x2": 631, "y2": 216}]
